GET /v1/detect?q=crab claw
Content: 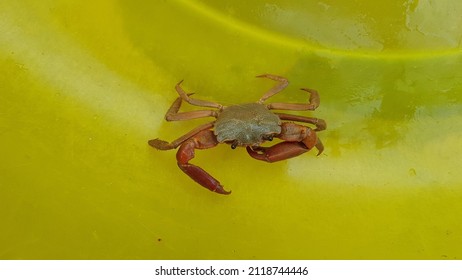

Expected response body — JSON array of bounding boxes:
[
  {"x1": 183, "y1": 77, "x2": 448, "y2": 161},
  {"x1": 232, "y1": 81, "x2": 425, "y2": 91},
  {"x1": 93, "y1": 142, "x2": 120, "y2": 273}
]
[
  {"x1": 246, "y1": 142, "x2": 309, "y2": 163},
  {"x1": 178, "y1": 163, "x2": 231, "y2": 195},
  {"x1": 176, "y1": 130, "x2": 232, "y2": 195},
  {"x1": 315, "y1": 138, "x2": 324, "y2": 156}
]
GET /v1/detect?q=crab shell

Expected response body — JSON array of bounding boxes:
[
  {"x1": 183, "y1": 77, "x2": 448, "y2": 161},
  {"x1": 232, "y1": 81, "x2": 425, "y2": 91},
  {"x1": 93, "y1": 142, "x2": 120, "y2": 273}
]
[{"x1": 214, "y1": 103, "x2": 281, "y2": 147}]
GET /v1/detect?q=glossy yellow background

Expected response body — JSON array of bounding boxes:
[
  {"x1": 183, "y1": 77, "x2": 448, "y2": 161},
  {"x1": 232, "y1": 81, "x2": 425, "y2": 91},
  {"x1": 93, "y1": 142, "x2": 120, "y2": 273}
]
[{"x1": 1, "y1": 0, "x2": 461, "y2": 259}]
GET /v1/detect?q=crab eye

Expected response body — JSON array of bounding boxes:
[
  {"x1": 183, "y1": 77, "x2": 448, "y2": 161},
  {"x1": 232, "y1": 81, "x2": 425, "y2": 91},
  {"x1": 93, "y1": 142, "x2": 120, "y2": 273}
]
[
  {"x1": 231, "y1": 140, "x2": 238, "y2": 149},
  {"x1": 262, "y1": 135, "x2": 273, "y2": 141}
]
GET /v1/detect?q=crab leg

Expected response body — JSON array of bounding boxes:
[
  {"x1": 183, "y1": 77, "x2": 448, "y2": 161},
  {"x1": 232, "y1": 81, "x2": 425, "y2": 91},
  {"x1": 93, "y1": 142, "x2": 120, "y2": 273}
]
[
  {"x1": 176, "y1": 130, "x2": 231, "y2": 195},
  {"x1": 175, "y1": 80, "x2": 223, "y2": 109},
  {"x1": 164, "y1": 96, "x2": 218, "y2": 121},
  {"x1": 257, "y1": 74, "x2": 289, "y2": 103},
  {"x1": 148, "y1": 122, "x2": 214, "y2": 150},
  {"x1": 277, "y1": 113, "x2": 327, "y2": 131},
  {"x1": 267, "y1": 88, "x2": 320, "y2": 111},
  {"x1": 246, "y1": 122, "x2": 323, "y2": 162}
]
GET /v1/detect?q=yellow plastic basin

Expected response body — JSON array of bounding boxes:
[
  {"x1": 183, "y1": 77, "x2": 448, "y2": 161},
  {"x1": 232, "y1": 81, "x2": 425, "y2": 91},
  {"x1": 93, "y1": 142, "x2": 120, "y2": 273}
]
[{"x1": 1, "y1": 0, "x2": 461, "y2": 259}]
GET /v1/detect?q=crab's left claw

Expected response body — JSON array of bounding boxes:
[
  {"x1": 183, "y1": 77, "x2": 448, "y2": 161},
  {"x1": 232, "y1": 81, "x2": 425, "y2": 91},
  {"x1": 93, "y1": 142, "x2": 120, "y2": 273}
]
[
  {"x1": 315, "y1": 138, "x2": 324, "y2": 156},
  {"x1": 246, "y1": 142, "x2": 309, "y2": 163},
  {"x1": 247, "y1": 122, "x2": 324, "y2": 162}
]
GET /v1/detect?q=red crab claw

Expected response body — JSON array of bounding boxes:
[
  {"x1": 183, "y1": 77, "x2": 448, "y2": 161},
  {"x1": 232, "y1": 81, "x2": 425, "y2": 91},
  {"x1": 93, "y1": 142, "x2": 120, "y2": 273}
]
[
  {"x1": 246, "y1": 122, "x2": 323, "y2": 162},
  {"x1": 176, "y1": 130, "x2": 231, "y2": 195},
  {"x1": 246, "y1": 142, "x2": 309, "y2": 163}
]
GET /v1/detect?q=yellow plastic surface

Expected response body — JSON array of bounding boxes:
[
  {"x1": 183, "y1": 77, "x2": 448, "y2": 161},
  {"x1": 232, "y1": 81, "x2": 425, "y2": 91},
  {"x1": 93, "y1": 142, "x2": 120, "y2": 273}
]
[{"x1": 1, "y1": 0, "x2": 462, "y2": 259}]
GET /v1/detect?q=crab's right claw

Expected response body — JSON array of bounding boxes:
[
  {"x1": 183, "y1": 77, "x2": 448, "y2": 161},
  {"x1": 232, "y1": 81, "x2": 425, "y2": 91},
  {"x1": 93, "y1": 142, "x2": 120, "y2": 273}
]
[
  {"x1": 178, "y1": 163, "x2": 231, "y2": 195},
  {"x1": 176, "y1": 130, "x2": 232, "y2": 195}
]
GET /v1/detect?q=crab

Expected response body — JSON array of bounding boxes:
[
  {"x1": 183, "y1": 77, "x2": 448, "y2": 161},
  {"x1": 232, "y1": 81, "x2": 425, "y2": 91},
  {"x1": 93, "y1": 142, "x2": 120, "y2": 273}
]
[{"x1": 149, "y1": 74, "x2": 326, "y2": 195}]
